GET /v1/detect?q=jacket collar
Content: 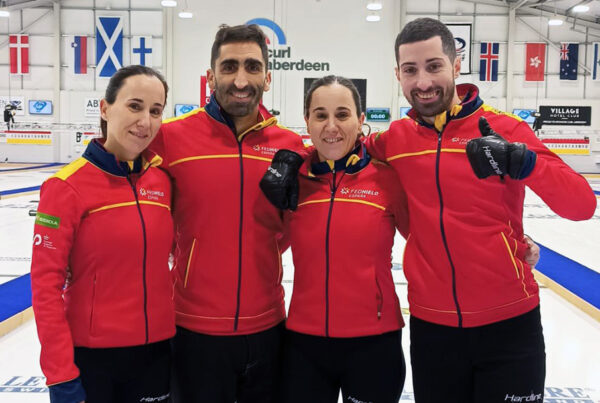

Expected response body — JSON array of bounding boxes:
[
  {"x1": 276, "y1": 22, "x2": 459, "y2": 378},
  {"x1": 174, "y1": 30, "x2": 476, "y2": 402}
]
[
  {"x1": 407, "y1": 83, "x2": 483, "y2": 132},
  {"x1": 83, "y1": 139, "x2": 160, "y2": 177},
  {"x1": 204, "y1": 93, "x2": 278, "y2": 141},
  {"x1": 306, "y1": 142, "x2": 371, "y2": 176}
]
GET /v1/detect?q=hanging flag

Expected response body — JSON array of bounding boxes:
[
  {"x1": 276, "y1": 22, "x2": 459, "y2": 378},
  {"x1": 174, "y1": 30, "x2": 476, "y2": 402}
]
[
  {"x1": 479, "y1": 42, "x2": 499, "y2": 82},
  {"x1": 71, "y1": 35, "x2": 87, "y2": 74},
  {"x1": 9, "y1": 35, "x2": 29, "y2": 75},
  {"x1": 593, "y1": 43, "x2": 600, "y2": 81},
  {"x1": 96, "y1": 16, "x2": 123, "y2": 78},
  {"x1": 525, "y1": 43, "x2": 546, "y2": 81},
  {"x1": 131, "y1": 36, "x2": 153, "y2": 66},
  {"x1": 559, "y1": 43, "x2": 578, "y2": 80}
]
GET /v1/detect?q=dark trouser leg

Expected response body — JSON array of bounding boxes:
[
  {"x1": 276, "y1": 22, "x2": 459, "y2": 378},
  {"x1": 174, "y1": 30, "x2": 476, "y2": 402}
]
[
  {"x1": 74, "y1": 347, "x2": 116, "y2": 403},
  {"x1": 170, "y1": 326, "x2": 239, "y2": 403},
  {"x1": 340, "y1": 330, "x2": 406, "y2": 403},
  {"x1": 118, "y1": 340, "x2": 171, "y2": 403},
  {"x1": 74, "y1": 340, "x2": 171, "y2": 403},
  {"x1": 237, "y1": 322, "x2": 285, "y2": 403},
  {"x1": 472, "y1": 307, "x2": 545, "y2": 403},
  {"x1": 410, "y1": 316, "x2": 472, "y2": 403},
  {"x1": 280, "y1": 330, "x2": 340, "y2": 403}
]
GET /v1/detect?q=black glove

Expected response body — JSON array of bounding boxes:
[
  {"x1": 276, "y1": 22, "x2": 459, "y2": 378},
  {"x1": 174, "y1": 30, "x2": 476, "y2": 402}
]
[
  {"x1": 466, "y1": 117, "x2": 536, "y2": 180},
  {"x1": 260, "y1": 149, "x2": 304, "y2": 211}
]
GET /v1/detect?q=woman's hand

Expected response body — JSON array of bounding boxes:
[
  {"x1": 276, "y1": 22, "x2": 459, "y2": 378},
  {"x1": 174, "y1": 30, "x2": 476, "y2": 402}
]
[{"x1": 523, "y1": 235, "x2": 540, "y2": 267}]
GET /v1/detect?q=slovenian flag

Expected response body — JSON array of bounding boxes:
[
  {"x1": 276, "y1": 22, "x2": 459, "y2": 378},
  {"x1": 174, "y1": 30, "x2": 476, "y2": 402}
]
[{"x1": 72, "y1": 35, "x2": 87, "y2": 74}]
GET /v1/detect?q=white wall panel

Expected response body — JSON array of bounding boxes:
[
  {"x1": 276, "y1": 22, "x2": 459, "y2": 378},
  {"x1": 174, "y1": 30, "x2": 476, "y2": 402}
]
[
  {"x1": 130, "y1": 11, "x2": 162, "y2": 35},
  {"x1": 61, "y1": 9, "x2": 95, "y2": 34},
  {"x1": 27, "y1": 36, "x2": 53, "y2": 65},
  {"x1": 22, "y1": 8, "x2": 53, "y2": 34},
  {"x1": 21, "y1": 66, "x2": 53, "y2": 90}
]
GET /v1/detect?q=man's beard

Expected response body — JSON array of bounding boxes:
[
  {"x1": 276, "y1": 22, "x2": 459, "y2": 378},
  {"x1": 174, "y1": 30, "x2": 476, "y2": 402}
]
[
  {"x1": 214, "y1": 81, "x2": 264, "y2": 118},
  {"x1": 408, "y1": 82, "x2": 455, "y2": 119}
]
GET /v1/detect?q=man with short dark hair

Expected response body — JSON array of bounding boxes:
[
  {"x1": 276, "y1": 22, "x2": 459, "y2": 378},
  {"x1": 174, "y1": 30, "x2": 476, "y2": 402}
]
[
  {"x1": 366, "y1": 17, "x2": 596, "y2": 402},
  {"x1": 148, "y1": 24, "x2": 304, "y2": 402},
  {"x1": 259, "y1": 16, "x2": 596, "y2": 403}
]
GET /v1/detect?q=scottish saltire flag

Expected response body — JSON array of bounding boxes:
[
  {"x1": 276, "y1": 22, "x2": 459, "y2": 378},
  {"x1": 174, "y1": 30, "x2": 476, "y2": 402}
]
[
  {"x1": 131, "y1": 36, "x2": 153, "y2": 66},
  {"x1": 71, "y1": 36, "x2": 87, "y2": 74},
  {"x1": 559, "y1": 43, "x2": 578, "y2": 80},
  {"x1": 479, "y1": 42, "x2": 499, "y2": 81},
  {"x1": 593, "y1": 43, "x2": 600, "y2": 81},
  {"x1": 96, "y1": 16, "x2": 123, "y2": 77}
]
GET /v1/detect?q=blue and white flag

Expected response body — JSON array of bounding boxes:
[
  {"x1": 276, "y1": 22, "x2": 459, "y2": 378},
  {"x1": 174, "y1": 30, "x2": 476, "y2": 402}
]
[
  {"x1": 593, "y1": 43, "x2": 600, "y2": 81},
  {"x1": 131, "y1": 36, "x2": 153, "y2": 67},
  {"x1": 559, "y1": 42, "x2": 578, "y2": 80},
  {"x1": 96, "y1": 16, "x2": 123, "y2": 78}
]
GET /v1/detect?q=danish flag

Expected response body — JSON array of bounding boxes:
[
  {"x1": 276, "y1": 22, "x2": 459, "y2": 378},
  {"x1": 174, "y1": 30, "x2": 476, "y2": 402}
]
[{"x1": 9, "y1": 35, "x2": 29, "y2": 75}]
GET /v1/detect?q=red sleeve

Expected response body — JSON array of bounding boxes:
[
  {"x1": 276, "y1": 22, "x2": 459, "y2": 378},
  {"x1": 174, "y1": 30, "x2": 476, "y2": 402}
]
[
  {"x1": 363, "y1": 130, "x2": 391, "y2": 162},
  {"x1": 276, "y1": 210, "x2": 292, "y2": 254},
  {"x1": 387, "y1": 172, "x2": 409, "y2": 239},
  {"x1": 30, "y1": 178, "x2": 84, "y2": 386},
  {"x1": 509, "y1": 121, "x2": 596, "y2": 220}
]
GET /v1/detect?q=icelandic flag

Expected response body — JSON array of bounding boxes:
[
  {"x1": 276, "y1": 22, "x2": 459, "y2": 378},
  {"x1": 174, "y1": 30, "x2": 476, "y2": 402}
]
[
  {"x1": 479, "y1": 42, "x2": 499, "y2": 81},
  {"x1": 71, "y1": 36, "x2": 87, "y2": 74},
  {"x1": 96, "y1": 16, "x2": 123, "y2": 78},
  {"x1": 559, "y1": 43, "x2": 578, "y2": 80},
  {"x1": 131, "y1": 36, "x2": 153, "y2": 67},
  {"x1": 593, "y1": 43, "x2": 600, "y2": 81}
]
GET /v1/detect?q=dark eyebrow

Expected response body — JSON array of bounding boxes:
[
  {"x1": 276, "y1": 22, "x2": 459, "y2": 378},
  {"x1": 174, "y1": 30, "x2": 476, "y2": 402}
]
[
  {"x1": 336, "y1": 106, "x2": 351, "y2": 112},
  {"x1": 244, "y1": 57, "x2": 263, "y2": 65},
  {"x1": 128, "y1": 98, "x2": 144, "y2": 103},
  {"x1": 311, "y1": 106, "x2": 326, "y2": 113},
  {"x1": 219, "y1": 59, "x2": 239, "y2": 66},
  {"x1": 400, "y1": 57, "x2": 445, "y2": 68}
]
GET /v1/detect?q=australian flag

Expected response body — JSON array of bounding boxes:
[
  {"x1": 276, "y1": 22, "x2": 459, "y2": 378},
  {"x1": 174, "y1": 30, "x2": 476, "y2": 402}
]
[
  {"x1": 559, "y1": 43, "x2": 578, "y2": 80},
  {"x1": 479, "y1": 42, "x2": 499, "y2": 81}
]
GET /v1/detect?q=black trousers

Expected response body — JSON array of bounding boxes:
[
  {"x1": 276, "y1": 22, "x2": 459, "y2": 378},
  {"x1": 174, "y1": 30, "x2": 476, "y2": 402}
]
[
  {"x1": 74, "y1": 339, "x2": 171, "y2": 403},
  {"x1": 171, "y1": 322, "x2": 285, "y2": 403},
  {"x1": 281, "y1": 329, "x2": 406, "y2": 403},
  {"x1": 410, "y1": 306, "x2": 546, "y2": 403}
]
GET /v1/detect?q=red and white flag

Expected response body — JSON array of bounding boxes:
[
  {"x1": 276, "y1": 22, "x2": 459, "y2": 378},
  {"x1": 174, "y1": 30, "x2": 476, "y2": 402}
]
[
  {"x1": 9, "y1": 34, "x2": 29, "y2": 75},
  {"x1": 525, "y1": 43, "x2": 546, "y2": 81}
]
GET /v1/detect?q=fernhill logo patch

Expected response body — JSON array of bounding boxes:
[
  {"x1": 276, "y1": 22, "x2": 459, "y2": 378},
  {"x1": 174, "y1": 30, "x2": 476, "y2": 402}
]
[{"x1": 35, "y1": 212, "x2": 60, "y2": 229}]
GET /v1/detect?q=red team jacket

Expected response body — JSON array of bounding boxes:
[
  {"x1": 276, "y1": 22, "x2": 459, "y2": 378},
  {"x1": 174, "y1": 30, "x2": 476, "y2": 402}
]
[
  {"x1": 30, "y1": 140, "x2": 175, "y2": 386},
  {"x1": 148, "y1": 94, "x2": 305, "y2": 335},
  {"x1": 286, "y1": 144, "x2": 409, "y2": 337},
  {"x1": 365, "y1": 84, "x2": 597, "y2": 328}
]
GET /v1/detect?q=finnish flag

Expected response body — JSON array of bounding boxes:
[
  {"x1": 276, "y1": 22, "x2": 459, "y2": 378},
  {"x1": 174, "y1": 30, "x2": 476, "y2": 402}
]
[
  {"x1": 593, "y1": 43, "x2": 600, "y2": 81},
  {"x1": 131, "y1": 36, "x2": 153, "y2": 67},
  {"x1": 96, "y1": 16, "x2": 123, "y2": 78}
]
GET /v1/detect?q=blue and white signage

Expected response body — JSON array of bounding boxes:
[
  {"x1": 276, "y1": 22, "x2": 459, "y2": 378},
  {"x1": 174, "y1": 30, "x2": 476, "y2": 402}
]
[
  {"x1": 28, "y1": 100, "x2": 53, "y2": 115},
  {"x1": 174, "y1": 104, "x2": 198, "y2": 117}
]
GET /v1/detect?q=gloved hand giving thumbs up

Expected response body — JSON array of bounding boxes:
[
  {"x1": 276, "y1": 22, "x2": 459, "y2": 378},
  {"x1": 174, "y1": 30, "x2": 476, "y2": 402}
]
[{"x1": 466, "y1": 117, "x2": 537, "y2": 180}]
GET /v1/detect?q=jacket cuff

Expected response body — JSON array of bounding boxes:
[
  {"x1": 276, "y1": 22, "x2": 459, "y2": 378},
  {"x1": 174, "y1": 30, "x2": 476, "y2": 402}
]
[{"x1": 49, "y1": 377, "x2": 86, "y2": 403}]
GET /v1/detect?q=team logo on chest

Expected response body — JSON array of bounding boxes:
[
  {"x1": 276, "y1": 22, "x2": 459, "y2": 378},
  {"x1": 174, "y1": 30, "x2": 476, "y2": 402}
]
[
  {"x1": 252, "y1": 144, "x2": 279, "y2": 156},
  {"x1": 139, "y1": 187, "x2": 165, "y2": 201},
  {"x1": 340, "y1": 187, "x2": 379, "y2": 199}
]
